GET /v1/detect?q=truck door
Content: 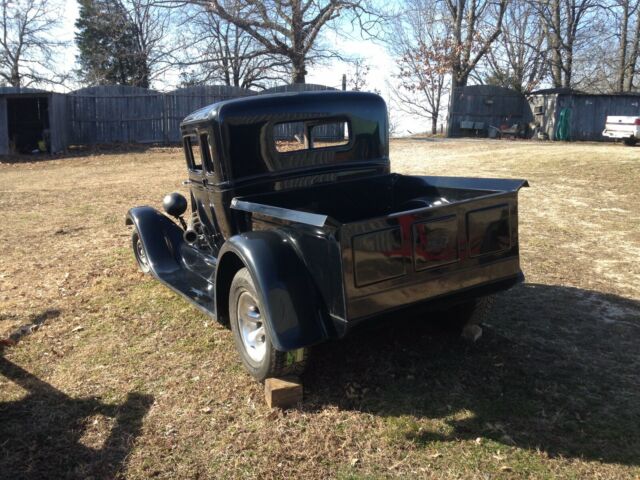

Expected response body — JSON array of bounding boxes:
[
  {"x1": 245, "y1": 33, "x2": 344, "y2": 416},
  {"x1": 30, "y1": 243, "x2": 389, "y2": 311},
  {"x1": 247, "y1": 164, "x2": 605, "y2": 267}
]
[{"x1": 184, "y1": 132, "x2": 220, "y2": 252}]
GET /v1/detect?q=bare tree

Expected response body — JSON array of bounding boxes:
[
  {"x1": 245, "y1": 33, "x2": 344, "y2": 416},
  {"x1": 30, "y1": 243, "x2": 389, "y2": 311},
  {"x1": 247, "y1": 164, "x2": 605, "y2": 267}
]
[
  {"x1": 196, "y1": 0, "x2": 378, "y2": 83},
  {"x1": 0, "y1": 0, "x2": 66, "y2": 87},
  {"x1": 346, "y1": 57, "x2": 377, "y2": 91},
  {"x1": 76, "y1": 0, "x2": 179, "y2": 88},
  {"x1": 388, "y1": 0, "x2": 450, "y2": 134},
  {"x1": 534, "y1": 0, "x2": 602, "y2": 88},
  {"x1": 117, "y1": 0, "x2": 178, "y2": 87},
  {"x1": 612, "y1": 0, "x2": 640, "y2": 91},
  {"x1": 179, "y1": 4, "x2": 288, "y2": 89},
  {"x1": 483, "y1": 0, "x2": 547, "y2": 92},
  {"x1": 441, "y1": 0, "x2": 509, "y2": 88}
]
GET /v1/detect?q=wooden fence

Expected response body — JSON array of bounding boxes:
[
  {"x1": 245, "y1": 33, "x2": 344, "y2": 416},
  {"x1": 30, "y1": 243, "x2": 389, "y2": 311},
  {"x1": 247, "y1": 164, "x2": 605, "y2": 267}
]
[{"x1": 66, "y1": 84, "x2": 337, "y2": 145}]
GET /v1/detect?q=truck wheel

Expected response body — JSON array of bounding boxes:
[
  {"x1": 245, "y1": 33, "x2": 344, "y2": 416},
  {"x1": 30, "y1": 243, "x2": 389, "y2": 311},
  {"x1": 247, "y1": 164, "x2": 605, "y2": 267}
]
[
  {"x1": 229, "y1": 268, "x2": 308, "y2": 382},
  {"x1": 131, "y1": 229, "x2": 150, "y2": 274},
  {"x1": 623, "y1": 137, "x2": 637, "y2": 146},
  {"x1": 450, "y1": 295, "x2": 495, "y2": 341}
]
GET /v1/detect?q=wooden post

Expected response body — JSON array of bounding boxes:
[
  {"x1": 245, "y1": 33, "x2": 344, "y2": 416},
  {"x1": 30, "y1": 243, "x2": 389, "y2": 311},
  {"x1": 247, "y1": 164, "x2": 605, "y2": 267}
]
[{"x1": 265, "y1": 377, "x2": 303, "y2": 408}]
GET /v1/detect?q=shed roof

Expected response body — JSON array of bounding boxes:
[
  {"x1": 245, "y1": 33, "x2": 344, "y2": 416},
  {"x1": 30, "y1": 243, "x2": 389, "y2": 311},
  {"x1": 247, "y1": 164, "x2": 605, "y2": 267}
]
[
  {"x1": 530, "y1": 87, "x2": 640, "y2": 97},
  {"x1": 0, "y1": 86, "x2": 50, "y2": 96}
]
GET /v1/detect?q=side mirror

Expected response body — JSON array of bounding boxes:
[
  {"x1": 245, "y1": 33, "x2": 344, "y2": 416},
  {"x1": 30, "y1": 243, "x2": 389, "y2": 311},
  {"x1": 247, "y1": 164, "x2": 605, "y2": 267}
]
[{"x1": 163, "y1": 192, "x2": 187, "y2": 218}]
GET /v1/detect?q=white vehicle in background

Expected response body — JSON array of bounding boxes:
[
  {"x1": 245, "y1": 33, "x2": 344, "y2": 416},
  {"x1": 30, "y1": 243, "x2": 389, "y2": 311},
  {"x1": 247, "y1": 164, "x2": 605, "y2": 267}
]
[{"x1": 602, "y1": 115, "x2": 640, "y2": 146}]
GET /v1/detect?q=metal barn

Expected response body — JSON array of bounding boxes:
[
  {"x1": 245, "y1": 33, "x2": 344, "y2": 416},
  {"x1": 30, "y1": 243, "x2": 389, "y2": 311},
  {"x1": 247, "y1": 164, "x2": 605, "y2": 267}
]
[
  {"x1": 447, "y1": 85, "x2": 531, "y2": 137},
  {"x1": 527, "y1": 88, "x2": 640, "y2": 141},
  {"x1": 0, "y1": 87, "x2": 68, "y2": 155}
]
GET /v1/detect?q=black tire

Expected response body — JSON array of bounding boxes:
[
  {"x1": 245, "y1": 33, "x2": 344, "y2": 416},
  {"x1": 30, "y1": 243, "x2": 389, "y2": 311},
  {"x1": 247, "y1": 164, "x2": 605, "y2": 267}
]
[
  {"x1": 623, "y1": 137, "x2": 637, "y2": 146},
  {"x1": 449, "y1": 295, "x2": 495, "y2": 333},
  {"x1": 229, "y1": 268, "x2": 308, "y2": 382},
  {"x1": 131, "y1": 229, "x2": 150, "y2": 274}
]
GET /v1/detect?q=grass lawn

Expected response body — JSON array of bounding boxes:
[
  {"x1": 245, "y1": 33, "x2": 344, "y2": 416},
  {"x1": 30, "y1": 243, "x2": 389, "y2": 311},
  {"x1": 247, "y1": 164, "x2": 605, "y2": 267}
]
[{"x1": 1, "y1": 139, "x2": 639, "y2": 479}]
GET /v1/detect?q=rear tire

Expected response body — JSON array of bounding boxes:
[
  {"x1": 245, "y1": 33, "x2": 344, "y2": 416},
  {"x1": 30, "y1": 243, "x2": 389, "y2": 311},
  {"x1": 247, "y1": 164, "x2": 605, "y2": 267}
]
[
  {"x1": 131, "y1": 229, "x2": 150, "y2": 274},
  {"x1": 229, "y1": 268, "x2": 308, "y2": 382},
  {"x1": 623, "y1": 137, "x2": 637, "y2": 146}
]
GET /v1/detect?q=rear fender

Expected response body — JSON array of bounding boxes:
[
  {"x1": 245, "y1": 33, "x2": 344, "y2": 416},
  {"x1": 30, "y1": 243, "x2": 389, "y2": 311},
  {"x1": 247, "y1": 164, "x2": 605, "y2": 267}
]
[
  {"x1": 216, "y1": 231, "x2": 330, "y2": 351},
  {"x1": 125, "y1": 206, "x2": 184, "y2": 277}
]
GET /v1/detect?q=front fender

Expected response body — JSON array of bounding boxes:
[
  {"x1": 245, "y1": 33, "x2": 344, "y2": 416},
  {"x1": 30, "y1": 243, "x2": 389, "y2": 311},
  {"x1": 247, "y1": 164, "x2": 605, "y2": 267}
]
[
  {"x1": 216, "y1": 231, "x2": 330, "y2": 351},
  {"x1": 125, "y1": 206, "x2": 184, "y2": 277}
]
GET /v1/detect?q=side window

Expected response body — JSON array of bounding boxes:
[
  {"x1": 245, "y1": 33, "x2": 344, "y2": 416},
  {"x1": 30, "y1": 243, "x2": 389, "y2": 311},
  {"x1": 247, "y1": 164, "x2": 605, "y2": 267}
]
[
  {"x1": 309, "y1": 121, "x2": 349, "y2": 148},
  {"x1": 273, "y1": 121, "x2": 306, "y2": 153},
  {"x1": 184, "y1": 134, "x2": 202, "y2": 171},
  {"x1": 273, "y1": 120, "x2": 350, "y2": 153},
  {"x1": 199, "y1": 133, "x2": 215, "y2": 174}
]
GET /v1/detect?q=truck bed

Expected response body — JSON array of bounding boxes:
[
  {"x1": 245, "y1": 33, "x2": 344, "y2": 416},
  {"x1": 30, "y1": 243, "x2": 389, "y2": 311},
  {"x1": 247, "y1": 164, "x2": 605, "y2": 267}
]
[{"x1": 232, "y1": 173, "x2": 528, "y2": 322}]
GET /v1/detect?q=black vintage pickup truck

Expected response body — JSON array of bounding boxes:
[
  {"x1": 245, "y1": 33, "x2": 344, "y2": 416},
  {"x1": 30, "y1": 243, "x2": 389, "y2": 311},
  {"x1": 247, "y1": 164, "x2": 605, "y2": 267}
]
[{"x1": 126, "y1": 91, "x2": 527, "y2": 381}]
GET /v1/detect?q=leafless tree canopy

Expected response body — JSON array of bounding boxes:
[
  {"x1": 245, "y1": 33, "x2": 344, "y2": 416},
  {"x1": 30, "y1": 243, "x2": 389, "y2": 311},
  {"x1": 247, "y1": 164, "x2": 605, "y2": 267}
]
[
  {"x1": 194, "y1": 0, "x2": 378, "y2": 83},
  {"x1": 123, "y1": 0, "x2": 179, "y2": 86},
  {"x1": 483, "y1": 0, "x2": 547, "y2": 92},
  {"x1": 442, "y1": 0, "x2": 509, "y2": 89},
  {"x1": 178, "y1": 3, "x2": 289, "y2": 89},
  {"x1": 387, "y1": 0, "x2": 451, "y2": 133},
  {"x1": 76, "y1": 0, "x2": 178, "y2": 88},
  {"x1": 0, "y1": 0, "x2": 66, "y2": 87}
]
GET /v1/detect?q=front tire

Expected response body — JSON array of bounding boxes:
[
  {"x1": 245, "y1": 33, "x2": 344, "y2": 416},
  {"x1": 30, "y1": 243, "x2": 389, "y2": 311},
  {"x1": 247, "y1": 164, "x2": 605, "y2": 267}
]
[
  {"x1": 131, "y1": 229, "x2": 150, "y2": 274},
  {"x1": 229, "y1": 268, "x2": 308, "y2": 382}
]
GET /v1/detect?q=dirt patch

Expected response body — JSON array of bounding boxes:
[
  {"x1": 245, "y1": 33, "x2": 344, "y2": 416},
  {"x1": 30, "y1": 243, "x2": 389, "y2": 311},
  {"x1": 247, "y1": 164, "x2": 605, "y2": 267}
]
[{"x1": 1, "y1": 140, "x2": 639, "y2": 478}]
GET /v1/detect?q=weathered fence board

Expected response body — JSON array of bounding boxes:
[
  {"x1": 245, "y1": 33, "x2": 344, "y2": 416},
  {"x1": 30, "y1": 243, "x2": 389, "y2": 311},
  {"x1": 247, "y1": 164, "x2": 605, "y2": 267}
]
[
  {"x1": 164, "y1": 85, "x2": 254, "y2": 143},
  {"x1": 65, "y1": 84, "x2": 339, "y2": 146}
]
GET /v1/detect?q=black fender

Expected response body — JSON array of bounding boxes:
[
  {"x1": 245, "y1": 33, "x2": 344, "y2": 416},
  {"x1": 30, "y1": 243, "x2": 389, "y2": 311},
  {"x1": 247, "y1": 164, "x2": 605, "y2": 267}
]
[
  {"x1": 215, "y1": 231, "x2": 330, "y2": 352},
  {"x1": 125, "y1": 206, "x2": 184, "y2": 278}
]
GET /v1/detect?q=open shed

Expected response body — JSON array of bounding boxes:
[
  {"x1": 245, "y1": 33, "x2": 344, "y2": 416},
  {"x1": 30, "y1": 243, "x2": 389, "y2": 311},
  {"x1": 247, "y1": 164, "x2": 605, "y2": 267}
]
[
  {"x1": 527, "y1": 89, "x2": 640, "y2": 141},
  {"x1": 0, "y1": 87, "x2": 67, "y2": 155},
  {"x1": 447, "y1": 85, "x2": 531, "y2": 137}
]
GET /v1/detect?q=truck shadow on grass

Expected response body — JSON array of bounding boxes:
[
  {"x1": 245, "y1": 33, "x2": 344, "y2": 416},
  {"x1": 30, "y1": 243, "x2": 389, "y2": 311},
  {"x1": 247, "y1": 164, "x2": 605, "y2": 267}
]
[
  {"x1": 306, "y1": 283, "x2": 640, "y2": 465},
  {"x1": 0, "y1": 353, "x2": 153, "y2": 479}
]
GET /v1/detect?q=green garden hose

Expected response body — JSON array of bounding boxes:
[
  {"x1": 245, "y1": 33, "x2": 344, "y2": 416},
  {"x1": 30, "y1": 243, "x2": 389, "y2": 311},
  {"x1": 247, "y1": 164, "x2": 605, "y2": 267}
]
[{"x1": 555, "y1": 108, "x2": 571, "y2": 141}]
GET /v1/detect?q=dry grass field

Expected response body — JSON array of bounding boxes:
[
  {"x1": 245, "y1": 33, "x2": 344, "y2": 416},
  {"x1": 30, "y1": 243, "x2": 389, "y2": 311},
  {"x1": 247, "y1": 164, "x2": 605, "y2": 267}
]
[{"x1": 1, "y1": 139, "x2": 639, "y2": 479}]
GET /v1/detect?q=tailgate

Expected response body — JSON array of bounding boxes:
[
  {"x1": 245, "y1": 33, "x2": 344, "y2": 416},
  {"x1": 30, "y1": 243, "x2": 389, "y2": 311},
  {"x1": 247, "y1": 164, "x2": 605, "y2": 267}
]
[
  {"x1": 341, "y1": 190, "x2": 523, "y2": 320},
  {"x1": 605, "y1": 116, "x2": 639, "y2": 132}
]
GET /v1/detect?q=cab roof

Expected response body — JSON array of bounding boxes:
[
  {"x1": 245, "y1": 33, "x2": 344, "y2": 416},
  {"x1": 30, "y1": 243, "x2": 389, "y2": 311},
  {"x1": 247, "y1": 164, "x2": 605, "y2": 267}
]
[{"x1": 180, "y1": 90, "x2": 386, "y2": 129}]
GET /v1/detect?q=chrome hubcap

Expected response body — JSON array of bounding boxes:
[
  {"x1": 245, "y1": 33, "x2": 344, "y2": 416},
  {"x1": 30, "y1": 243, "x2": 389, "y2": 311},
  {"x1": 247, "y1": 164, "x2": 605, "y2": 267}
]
[
  {"x1": 136, "y1": 237, "x2": 149, "y2": 268},
  {"x1": 237, "y1": 292, "x2": 266, "y2": 362}
]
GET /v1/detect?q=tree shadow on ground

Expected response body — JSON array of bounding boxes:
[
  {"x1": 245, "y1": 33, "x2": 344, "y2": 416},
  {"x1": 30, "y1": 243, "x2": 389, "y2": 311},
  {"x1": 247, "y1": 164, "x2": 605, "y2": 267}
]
[
  {"x1": 305, "y1": 283, "x2": 640, "y2": 465},
  {"x1": 0, "y1": 349, "x2": 153, "y2": 479}
]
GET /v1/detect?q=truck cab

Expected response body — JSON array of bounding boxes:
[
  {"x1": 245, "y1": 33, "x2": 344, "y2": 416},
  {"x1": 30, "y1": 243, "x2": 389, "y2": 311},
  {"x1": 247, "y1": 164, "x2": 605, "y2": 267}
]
[{"x1": 127, "y1": 91, "x2": 528, "y2": 381}]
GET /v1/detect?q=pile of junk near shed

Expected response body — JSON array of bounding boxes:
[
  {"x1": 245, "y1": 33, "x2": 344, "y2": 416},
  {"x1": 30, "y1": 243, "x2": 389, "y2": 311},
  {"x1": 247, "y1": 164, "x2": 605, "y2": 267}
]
[{"x1": 447, "y1": 85, "x2": 640, "y2": 142}]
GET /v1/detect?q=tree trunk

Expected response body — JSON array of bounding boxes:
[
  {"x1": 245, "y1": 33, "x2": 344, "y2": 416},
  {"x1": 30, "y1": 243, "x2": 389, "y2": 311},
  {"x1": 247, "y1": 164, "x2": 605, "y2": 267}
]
[
  {"x1": 290, "y1": 55, "x2": 306, "y2": 84},
  {"x1": 624, "y1": 8, "x2": 640, "y2": 91},
  {"x1": 618, "y1": 0, "x2": 630, "y2": 92},
  {"x1": 547, "y1": 0, "x2": 563, "y2": 88},
  {"x1": 10, "y1": 62, "x2": 20, "y2": 87},
  {"x1": 564, "y1": 40, "x2": 573, "y2": 88},
  {"x1": 431, "y1": 116, "x2": 438, "y2": 135},
  {"x1": 451, "y1": 72, "x2": 467, "y2": 90}
]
